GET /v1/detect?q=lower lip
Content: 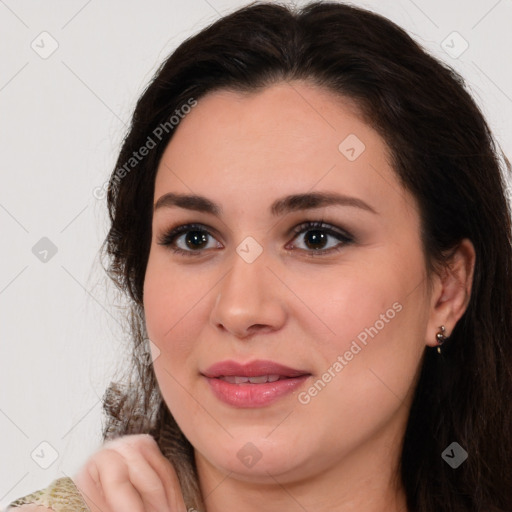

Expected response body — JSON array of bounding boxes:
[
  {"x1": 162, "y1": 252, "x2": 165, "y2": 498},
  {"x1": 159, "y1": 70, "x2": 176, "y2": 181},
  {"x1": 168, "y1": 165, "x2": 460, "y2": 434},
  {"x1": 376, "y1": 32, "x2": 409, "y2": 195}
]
[{"x1": 204, "y1": 375, "x2": 310, "y2": 408}]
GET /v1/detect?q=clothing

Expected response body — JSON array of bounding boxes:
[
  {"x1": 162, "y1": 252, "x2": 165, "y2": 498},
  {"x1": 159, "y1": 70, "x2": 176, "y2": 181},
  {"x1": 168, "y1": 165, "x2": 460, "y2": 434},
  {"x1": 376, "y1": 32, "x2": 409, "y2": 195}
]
[{"x1": 6, "y1": 476, "x2": 90, "y2": 511}]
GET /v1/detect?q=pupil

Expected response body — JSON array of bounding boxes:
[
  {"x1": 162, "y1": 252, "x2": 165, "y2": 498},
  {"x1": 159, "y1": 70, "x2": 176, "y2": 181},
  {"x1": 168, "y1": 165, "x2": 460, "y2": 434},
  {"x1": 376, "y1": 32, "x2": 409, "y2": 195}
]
[
  {"x1": 186, "y1": 231, "x2": 208, "y2": 249},
  {"x1": 305, "y1": 230, "x2": 326, "y2": 250}
]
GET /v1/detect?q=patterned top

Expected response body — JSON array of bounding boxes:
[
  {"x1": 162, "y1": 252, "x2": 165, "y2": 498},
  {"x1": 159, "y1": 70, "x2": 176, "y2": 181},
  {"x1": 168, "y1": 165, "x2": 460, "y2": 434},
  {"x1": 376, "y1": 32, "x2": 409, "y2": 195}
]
[{"x1": 6, "y1": 477, "x2": 90, "y2": 511}]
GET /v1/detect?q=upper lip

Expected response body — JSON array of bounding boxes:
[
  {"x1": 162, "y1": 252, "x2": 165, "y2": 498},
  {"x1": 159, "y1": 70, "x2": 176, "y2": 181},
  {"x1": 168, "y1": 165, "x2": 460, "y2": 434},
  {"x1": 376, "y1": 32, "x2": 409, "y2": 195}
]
[{"x1": 202, "y1": 359, "x2": 310, "y2": 378}]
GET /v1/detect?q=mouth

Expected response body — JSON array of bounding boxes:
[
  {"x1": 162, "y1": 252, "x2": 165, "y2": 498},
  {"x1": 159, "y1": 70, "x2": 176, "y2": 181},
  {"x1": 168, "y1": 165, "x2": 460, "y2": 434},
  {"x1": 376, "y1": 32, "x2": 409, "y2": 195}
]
[
  {"x1": 201, "y1": 359, "x2": 311, "y2": 408},
  {"x1": 218, "y1": 374, "x2": 288, "y2": 384},
  {"x1": 202, "y1": 359, "x2": 309, "y2": 378}
]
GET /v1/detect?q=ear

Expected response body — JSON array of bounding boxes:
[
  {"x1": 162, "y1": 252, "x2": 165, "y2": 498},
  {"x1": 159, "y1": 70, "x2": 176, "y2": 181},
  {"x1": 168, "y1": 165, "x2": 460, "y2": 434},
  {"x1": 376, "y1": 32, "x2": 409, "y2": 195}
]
[{"x1": 425, "y1": 238, "x2": 476, "y2": 347}]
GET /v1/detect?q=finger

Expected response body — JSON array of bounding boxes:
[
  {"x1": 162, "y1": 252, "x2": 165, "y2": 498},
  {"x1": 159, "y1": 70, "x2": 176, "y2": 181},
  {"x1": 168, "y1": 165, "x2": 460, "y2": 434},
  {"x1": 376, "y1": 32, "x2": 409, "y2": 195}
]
[
  {"x1": 73, "y1": 460, "x2": 109, "y2": 512},
  {"x1": 93, "y1": 449, "x2": 147, "y2": 512},
  {"x1": 105, "y1": 480, "x2": 147, "y2": 512},
  {"x1": 104, "y1": 441, "x2": 173, "y2": 512},
  {"x1": 133, "y1": 435, "x2": 188, "y2": 512}
]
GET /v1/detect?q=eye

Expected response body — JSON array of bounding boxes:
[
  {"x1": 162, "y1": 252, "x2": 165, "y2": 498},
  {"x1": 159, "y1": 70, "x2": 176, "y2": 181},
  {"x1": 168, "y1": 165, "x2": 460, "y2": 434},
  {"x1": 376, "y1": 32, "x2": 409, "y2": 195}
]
[
  {"x1": 157, "y1": 220, "x2": 354, "y2": 257},
  {"x1": 157, "y1": 223, "x2": 221, "y2": 256},
  {"x1": 287, "y1": 220, "x2": 353, "y2": 256}
]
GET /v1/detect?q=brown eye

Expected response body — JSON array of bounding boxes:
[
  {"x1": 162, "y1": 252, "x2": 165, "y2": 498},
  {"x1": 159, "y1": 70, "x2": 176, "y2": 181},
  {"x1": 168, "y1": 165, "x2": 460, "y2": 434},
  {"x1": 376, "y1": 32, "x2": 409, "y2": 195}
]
[
  {"x1": 157, "y1": 223, "x2": 222, "y2": 256},
  {"x1": 288, "y1": 221, "x2": 354, "y2": 255}
]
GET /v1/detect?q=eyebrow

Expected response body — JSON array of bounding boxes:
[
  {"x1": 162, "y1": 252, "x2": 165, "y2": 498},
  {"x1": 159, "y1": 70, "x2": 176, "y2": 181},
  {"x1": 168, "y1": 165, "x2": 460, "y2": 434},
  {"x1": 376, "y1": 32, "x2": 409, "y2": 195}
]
[{"x1": 153, "y1": 191, "x2": 377, "y2": 216}]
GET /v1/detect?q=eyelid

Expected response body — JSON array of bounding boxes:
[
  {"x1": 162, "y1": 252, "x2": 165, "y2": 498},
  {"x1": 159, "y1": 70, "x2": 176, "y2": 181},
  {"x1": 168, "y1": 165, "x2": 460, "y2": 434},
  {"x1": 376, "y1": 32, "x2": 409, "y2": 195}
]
[
  {"x1": 287, "y1": 220, "x2": 353, "y2": 242},
  {"x1": 156, "y1": 222, "x2": 222, "y2": 253},
  {"x1": 285, "y1": 220, "x2": 354, "y2": 256}
]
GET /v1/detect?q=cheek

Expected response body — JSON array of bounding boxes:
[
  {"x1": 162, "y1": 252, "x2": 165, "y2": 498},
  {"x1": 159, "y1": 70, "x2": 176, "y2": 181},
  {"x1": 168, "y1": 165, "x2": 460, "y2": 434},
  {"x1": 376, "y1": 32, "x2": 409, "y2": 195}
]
[
  {"x1": 292, "y1": 279, "x2": 426, "y2": 458},
  {"x1": 143, "y1": 251, "x2": 225, "y2": 380},
  {"x1": 143, "y1": 254, "x2": 197, "y2": 360},
  {"x1": 290, "y1": 261, "x2": 411, "y2": 359},
  {"x1": 294, "y1": 251, "x2": 428, "y2": 403},
  {"x1": 143, "y1": 258, "x2": 206, "y2": 419}
]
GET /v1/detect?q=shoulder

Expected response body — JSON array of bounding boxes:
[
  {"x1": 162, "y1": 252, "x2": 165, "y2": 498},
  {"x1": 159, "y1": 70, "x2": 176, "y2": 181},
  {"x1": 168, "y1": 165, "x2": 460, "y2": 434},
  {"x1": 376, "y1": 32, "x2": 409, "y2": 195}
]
[{"x1": 6, "y1": 477, "x2": 90, "y2": 512}]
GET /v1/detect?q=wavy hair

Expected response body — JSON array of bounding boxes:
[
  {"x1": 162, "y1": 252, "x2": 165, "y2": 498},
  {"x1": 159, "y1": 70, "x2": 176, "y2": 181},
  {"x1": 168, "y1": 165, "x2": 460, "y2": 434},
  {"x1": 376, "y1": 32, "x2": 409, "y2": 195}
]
[{"x1": 99, "y1": 2, "x2": 512, "y2": 511}]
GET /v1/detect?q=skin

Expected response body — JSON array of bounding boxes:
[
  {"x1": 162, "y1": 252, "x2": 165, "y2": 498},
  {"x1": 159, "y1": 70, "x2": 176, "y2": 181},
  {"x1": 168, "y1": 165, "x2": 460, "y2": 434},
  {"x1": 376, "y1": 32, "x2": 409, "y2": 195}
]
[{"x1": 142, "y1": 80, "x2": 475, "y2": 512}]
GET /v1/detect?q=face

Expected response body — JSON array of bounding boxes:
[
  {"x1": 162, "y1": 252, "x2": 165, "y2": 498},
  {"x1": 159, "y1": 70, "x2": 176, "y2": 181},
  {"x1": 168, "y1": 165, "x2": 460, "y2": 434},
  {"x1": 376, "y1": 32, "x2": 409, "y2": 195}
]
[{"x1": 143, "y1": 81, "x2": 433, "y2": 484}]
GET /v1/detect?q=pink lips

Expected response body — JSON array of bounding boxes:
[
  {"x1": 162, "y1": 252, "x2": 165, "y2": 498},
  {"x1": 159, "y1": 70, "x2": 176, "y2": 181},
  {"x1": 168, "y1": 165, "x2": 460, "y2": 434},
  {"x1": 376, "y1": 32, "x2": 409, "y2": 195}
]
[{"x1": 202, "y1": 359, "x2": 311, "y2": 408}]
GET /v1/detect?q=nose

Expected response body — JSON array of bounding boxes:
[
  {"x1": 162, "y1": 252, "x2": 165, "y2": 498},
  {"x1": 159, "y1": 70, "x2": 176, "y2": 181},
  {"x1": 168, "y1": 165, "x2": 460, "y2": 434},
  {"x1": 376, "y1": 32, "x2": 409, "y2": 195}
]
[{"x1": 209, "y1": 246, "x2": 287, "y2": 339}]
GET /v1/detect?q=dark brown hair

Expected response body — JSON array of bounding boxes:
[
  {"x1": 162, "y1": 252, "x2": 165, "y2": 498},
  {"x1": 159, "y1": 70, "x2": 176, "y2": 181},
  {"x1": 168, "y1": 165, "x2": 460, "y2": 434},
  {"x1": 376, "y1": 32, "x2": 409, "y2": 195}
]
[{"x1": 99, "y1": 2, "x2": 512, "y2": 511}]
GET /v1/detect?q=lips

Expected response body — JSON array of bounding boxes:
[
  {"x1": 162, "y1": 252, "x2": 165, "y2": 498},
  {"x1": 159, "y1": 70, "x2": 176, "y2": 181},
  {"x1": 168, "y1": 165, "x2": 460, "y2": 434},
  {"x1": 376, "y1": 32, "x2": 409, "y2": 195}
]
[
  {"x1": 203, "y1": 359, "x2": 309, "y2": 379},
  {"x1": 202, "y1": 359, "x2": 311, "y2": 408}
]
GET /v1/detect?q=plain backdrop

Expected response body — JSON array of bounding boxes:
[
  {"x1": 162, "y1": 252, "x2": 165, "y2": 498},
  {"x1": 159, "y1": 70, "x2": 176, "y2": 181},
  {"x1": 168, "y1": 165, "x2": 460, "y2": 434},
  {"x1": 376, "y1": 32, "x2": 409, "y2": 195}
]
[{"x1": 1, "y1": 0, "x2": 511, "y2": 507}]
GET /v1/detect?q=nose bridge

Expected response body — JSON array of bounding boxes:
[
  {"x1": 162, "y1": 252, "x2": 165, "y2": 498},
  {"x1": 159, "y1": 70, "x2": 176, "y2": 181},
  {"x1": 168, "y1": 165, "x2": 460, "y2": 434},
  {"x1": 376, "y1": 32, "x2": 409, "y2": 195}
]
[
  {"x1": 227, "y1": 240, "x2": 267, "y2": 296},
  {"x1": 210, "y1": 239, "x2": 286, "y2": 336}
]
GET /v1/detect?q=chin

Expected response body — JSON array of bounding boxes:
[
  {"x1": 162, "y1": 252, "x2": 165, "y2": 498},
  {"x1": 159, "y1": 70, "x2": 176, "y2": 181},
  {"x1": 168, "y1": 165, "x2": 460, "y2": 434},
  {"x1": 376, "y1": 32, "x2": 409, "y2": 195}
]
[{"x1": 194, "y1": 435, "x2": 315, "y2": 483}]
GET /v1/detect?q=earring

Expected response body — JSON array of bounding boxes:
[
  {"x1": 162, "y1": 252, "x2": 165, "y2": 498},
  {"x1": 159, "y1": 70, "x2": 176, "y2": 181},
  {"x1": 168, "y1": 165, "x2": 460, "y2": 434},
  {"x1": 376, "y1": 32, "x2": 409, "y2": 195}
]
[{"x1": 436, "y1": 325, "x2": 447, "y2": 354}]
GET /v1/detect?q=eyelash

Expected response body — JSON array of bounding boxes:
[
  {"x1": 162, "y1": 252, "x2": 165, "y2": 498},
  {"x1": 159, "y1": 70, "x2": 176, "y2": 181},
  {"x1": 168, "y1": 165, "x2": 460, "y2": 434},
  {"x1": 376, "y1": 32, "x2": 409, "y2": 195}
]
[{"x1": 156, "y1": 220, "x2": 354, "y2": 258}]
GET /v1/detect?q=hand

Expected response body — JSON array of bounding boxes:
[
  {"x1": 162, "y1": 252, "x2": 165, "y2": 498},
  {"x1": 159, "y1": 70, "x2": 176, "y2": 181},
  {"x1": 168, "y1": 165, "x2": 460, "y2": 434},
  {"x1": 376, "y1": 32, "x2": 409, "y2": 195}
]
[{"x1": 73, "y1": 433, "x2": 187, "y2": 512}]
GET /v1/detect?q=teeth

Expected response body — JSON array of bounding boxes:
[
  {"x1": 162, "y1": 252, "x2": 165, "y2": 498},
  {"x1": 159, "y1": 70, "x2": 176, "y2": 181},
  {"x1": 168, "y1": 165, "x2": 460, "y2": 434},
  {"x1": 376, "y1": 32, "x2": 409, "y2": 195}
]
[
  {"x1": 220, "y1": 374, "x2": 282, "y2": 384},
  {"x1": 220, "y1": 376, "x2": 249, "y2": 384},
  {"x1": 248, "y1": 375, "x2": 270, "y2": 384}
]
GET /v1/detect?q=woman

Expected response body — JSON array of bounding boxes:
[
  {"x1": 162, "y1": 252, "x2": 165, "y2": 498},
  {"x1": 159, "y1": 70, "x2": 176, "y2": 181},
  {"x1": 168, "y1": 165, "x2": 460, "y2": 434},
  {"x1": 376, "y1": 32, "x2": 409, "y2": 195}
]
[{"x1": 8, "y1": 1, "x2": 512, "y2": 511}]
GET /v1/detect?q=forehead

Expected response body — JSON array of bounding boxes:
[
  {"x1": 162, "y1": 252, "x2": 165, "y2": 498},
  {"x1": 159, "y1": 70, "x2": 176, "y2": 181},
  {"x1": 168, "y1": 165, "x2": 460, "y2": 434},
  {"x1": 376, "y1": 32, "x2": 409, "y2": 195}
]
[
  {"x1": 161, "y1": 80, "x2": 375, "y2": 162},
  {"x1": 154, "y1": 80, "x2": 415, "y2": 222}
]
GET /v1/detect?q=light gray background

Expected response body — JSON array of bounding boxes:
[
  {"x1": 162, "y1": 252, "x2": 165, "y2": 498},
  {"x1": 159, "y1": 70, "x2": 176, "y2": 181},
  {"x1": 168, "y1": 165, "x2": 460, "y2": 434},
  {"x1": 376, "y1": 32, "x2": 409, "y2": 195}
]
[{"x1": 1, "y1": 0, "x2": 511, "y2": 507}]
